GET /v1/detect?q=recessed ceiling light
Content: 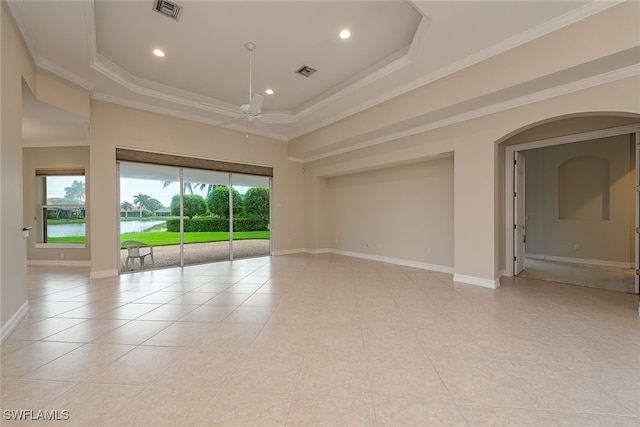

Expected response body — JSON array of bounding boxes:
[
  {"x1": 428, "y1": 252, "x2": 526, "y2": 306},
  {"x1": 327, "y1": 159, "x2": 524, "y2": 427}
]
[
  {"x1": 339, "y1": 29, "x2": 351, "y2": 40},
  {"x1": 152, "y1": 49, "x2": 165, "y2": 57},
  {"x1": 265, "y1": 89, "x2": 274, "y2": 95}
]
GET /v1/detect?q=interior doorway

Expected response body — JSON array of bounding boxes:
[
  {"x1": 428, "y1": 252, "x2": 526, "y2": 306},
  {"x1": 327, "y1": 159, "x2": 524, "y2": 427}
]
[{"x1": 504, "y1": 122, "x2": 640, "y2": 295}]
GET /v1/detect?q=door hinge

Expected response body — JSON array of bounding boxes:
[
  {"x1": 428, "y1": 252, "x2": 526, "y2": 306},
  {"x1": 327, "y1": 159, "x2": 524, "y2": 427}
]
[
  {"x1": 514, "y1": 256, "x2": 517, "y2": 261},
  {"x1": 514, "y1": 224, "x2": 517, "y2": 230},
  {"x1": 513, "y1": 191, "x2": 517, "y2": 198},
  {"x1": 514, "y1": 159, "x2": 517, "y2": 165}
]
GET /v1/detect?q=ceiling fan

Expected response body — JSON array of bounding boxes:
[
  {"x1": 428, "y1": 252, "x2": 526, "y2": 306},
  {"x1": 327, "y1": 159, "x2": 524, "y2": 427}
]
[{"x1": 218, "y1": 42, "x2": 270, "y2": 132}]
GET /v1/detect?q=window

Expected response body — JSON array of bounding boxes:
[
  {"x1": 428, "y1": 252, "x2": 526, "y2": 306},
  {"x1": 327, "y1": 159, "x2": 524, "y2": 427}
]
[{"x1": 36, "y1": 168, "x2": 86, "y2": 245}]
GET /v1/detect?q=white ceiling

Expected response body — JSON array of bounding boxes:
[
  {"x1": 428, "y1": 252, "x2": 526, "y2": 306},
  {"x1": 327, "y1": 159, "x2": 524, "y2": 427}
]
[{"x1": 13, "y1": 0, "x2": 609, "y2": 144}]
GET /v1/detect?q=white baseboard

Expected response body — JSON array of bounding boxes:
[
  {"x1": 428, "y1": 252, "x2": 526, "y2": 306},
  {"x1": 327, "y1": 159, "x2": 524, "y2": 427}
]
[
  {"x1": 0, "y1": 301, "x2": 29, "y2": 344},
  {"x1": 27, "y1": 260, "x2": 91, "y2": 267},
  {"x1": 304, "y1": 248, "x2": 330, "y2": 255},
  {"x1": 273, "y1": 248, "x2": 306, "y2": 256},
  {"x1": 527, "y1": 254, "x2": 633, "y2": 269},
  {"x1": 90, "y1": 269, "x2": 119, "y2": 279},
  {"x1": 453, "y1": 274, "x2": 500, "y2": 289},
  {"x1": 329, "y1": 249, "x2": 454, "y2": 275}
]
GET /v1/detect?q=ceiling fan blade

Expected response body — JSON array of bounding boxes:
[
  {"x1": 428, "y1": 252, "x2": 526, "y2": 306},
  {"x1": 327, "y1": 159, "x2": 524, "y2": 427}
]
[
  {"x1": 253, "y1": 118, "x2": 270, "y2": 132},
  {"x1": 248, "y1": 93, "x2": 264, "y2": 115},
  {"x1": 217, "y1": 116, "x2": 244, "y2": 128}
]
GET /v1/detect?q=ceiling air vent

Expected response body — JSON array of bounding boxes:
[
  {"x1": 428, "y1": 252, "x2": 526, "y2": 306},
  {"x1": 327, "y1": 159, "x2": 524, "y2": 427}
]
[
  {"x1": 153, "y1": 0, "x2": 182, "y2": 21},
  {"x1": 295, "y1": 65, "x2": 317, "y2": 78}
]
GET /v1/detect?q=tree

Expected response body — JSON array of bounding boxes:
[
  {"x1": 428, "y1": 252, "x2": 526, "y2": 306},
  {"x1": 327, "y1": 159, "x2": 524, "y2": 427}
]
[
  {"x1": 170, "y1": 194, "x2": 207, "y2": 219},
  {"x1": 120, "y1": 201, "x2": 134, "y2": 217},
  {"x1": 243, "y1": 187, "x2": 270, "y2": 219},
  {"x1": 206, "y1": 186, "x2": 243, "y2": 218},
  {"x1": 145, "y1": 198, "x2": 162, "y2": 212},
  {"x1": 64, "y1": 180, "x2": 85, "y2": 202},
  {"x1": 133, "y1": 193, "x2": 151, "y2": 217},
  {"x1": 162, "y1": 181, "x2": 217, "y2": 196}
]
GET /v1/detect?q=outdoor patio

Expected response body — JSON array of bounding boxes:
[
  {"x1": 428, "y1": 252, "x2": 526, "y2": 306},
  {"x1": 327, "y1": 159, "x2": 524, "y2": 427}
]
[{"x1": 120, "y1": 239, "x2": 270, "y2": 272}]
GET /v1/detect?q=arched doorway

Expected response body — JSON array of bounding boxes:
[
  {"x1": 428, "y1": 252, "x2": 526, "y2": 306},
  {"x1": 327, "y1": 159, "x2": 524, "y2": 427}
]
[{"x1": 500, "y1": 114, "x2": 640, "y2": 295}]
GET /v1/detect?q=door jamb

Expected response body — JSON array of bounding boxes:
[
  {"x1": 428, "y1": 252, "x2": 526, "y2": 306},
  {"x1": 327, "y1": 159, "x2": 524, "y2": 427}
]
[{"x1": 503, "y1": 123, "x2": 640, "y2": 277}]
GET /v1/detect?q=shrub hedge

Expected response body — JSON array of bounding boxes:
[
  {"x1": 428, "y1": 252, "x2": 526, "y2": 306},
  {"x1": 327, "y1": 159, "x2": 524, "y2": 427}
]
[{"x1": 166, "y1": 217, "x2": 269, "y2": 232}]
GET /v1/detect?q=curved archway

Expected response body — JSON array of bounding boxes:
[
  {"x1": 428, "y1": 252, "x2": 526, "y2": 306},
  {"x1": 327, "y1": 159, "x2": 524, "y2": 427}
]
[
  {"x1": 499, "y1": 112, "x2": 640, "y2": 295},
  {"x1": 496, "y1": 112, "x2": 640, "y2": 147}
]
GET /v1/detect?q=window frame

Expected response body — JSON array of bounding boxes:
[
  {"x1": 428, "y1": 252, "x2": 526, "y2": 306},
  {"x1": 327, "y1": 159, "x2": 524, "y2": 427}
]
[{"x1": 35, "y1": 168, "x2": 87, "y2": 248}]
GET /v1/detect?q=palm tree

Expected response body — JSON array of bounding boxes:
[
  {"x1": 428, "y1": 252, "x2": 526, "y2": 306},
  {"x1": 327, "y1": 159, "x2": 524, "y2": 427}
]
[
  {"x1": 120, "y1": 201, "x2": 133, "y2": 218},
  {"x1": 133, "y1": 193, "x2": 151, "y2": 217},
  {"x1": 162, "y1": 181, "x2": 217, "y2": 196},
  {"x1": 64, "y1": 180, "x2": 85, "y2": 202}
]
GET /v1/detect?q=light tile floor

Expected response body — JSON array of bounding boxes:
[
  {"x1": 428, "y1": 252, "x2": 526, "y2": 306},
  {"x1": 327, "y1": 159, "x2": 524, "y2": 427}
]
[{"x1": 1, "y1": 253, "x2": 639, "y2": 426}]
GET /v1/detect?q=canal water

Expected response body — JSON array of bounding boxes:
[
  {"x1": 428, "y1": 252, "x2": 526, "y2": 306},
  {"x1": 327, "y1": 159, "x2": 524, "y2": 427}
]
[{"x1": 47, "y1": 220, "x2": 165, "y2": 237}]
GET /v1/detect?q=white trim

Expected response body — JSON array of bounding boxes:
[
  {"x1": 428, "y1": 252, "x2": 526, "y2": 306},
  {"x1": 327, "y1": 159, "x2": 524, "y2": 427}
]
[
  {"x1": 0, "y1": 301, "x2": 30, "y2": 344},
  {"x1": 9, "y1": 0, "x2": 624, "y2": 143},
  {"x1": 273, "y1": 248, "x2": 305, "y2": 256},
  {"x1": 22, "y1": 140, "x2": 89, "y2": 148},
  {"x1": 330, "y1": 249, "x2": 454, "y2": 274},
  {"x1": 90, "y1": 269, "x2": 118, "y2": 279},
  {"x1": 92, "y1": 93, "x2": 289, "y2": 141},
  {"x1": 525, "y1": 253, "x2": 546, "y2": 260},
  {"x1": 528, "y1": 255, "x2": 633, "y2": 270},
  {"x1": 27, "y1": 260, "x2": 91, "y2": 267},
  {"x1": 504, "y1": 124, "x2": 640, "y2": 275},
  {"x1": 35, "y1": 243, "x2": 86, "y2": 249},
  {"x1": 504, "y1": 123, "x2": 640, "y2": 277},
  {"x1": 453, "y1": 274, "x2": 500, "y2": 289},
  {"x1": 286, "y1": 0, "x2": 626, "y2": 140},
  {"x1": 304, "y1": 248, "x2": 330, "y2": 255},
  {"x1": 300, "y1": 65, "x2": 640, "y2": 163}
]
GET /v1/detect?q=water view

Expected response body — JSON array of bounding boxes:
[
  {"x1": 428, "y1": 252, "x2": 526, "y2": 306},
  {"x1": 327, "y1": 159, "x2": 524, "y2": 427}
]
[{"x1": 47, "y1": 220, "x2": 165, "y2": 237}]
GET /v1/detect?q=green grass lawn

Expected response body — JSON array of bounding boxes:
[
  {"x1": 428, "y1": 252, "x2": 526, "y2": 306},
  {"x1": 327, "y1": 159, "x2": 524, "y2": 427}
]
[
  {"x1": 120, "y1": 231, "x2": 269, "y2": 246},
  {"x1": 48, "y1": 231, "x2": 269, "y2": 245}
]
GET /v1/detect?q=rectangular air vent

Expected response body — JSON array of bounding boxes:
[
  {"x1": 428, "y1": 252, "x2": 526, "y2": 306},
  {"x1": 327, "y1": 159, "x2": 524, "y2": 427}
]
[
  {"x1": 153, "y1": 0, "x2": 182, "y2": 21},
  {"x1": 296, "y1": 65, "x2": 317, "y2": 78}
]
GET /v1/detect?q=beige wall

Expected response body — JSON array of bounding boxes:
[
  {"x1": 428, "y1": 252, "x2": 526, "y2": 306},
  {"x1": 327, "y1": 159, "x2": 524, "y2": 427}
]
[
  {"x1": 325, "y1": 156, "x2": 454, "y2": 268},
  {"x1": 297, "y1": 0, "x2": 640, "y2": 286},
  {"x1": 1, "y1": 1, "x2": 34, "y2": 330},
  {"x1": 304, "y1": 76, "x2": 640, "y2": 285},
  {"x1": 523, "y1": 135, "x2": 634, "y2": 265},
  {"x1": 22, "y1": 146, "x2": 91, "y2": 262},
  {"x1": 89, "y1": 101, "x2": 305, "y2": 276}
]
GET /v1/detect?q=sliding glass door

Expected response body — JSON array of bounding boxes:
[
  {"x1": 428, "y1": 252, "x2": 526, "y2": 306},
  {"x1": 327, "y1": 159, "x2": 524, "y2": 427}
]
[
  {"x1": 117, "y1": 161, "x2": 271, "y2": 272},
  {"x1": 182, "y1": 168, "x2": 231, "y2": 266},
  {"x1": 231, "y1": 174, "x2": 271, "y2": 260},
  {"x1": 119, "y1": 162, "x2": 181, "y2": 272}
]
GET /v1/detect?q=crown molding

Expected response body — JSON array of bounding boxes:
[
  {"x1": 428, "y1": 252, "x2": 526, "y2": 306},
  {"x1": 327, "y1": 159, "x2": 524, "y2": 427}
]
[
  {"x1": 91, "y1": 93, "x2": 289, "y2": 142},
  {"x1": 298, "y1": 64, "x2": 640, "y2": 163},
  {"x1": 6, "y1": 1, "x2": 42, "y2": 64},
  {"x1": 9, "y1": 0, "x2": 627, "y2": 144},
  {"x1": 287, "y1": 0, "x2": 627, "y2": 140}
]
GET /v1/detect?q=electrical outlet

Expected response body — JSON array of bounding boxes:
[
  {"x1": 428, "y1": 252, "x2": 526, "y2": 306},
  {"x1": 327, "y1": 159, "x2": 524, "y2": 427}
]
[
  {"x1": 377, "y1": 243, "x2": 382, "y2": 249},
  {"x1": 427, "y1": 248, "x2": 432, "y2": 256},
  {"x1": 60, "y1": 253, "x2": 65, "y2": 259},
  {"x1": 573, "y1": 244, "x2": 580, "y2": 251}
]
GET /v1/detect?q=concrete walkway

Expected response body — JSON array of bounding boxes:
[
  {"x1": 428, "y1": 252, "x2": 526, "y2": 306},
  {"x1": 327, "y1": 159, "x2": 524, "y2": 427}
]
[{"x1": 120, "y1": 239, "x2": 270, "y2": 272}]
